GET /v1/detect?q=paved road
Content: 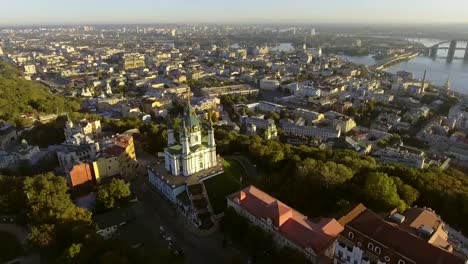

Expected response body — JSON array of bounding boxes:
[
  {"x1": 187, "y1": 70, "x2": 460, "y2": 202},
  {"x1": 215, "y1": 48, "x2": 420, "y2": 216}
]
[{"x1": 132, "y1": 147, "x2": 246, "y2": 264}]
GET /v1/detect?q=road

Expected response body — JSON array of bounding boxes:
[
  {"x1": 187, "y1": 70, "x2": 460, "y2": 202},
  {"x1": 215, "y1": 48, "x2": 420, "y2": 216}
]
[{"x1": 132, "y1": 147, "x2": 246, "y2": 264}]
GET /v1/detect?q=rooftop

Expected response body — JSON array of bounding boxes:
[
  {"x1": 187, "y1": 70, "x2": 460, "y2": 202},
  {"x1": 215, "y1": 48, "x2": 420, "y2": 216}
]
[
  {"x1": 340, "y1": 204, "x2": 465, "y2": 264},
  {"x1": 228, "y1": 185, "x2": 344, "y2": 255},
  {"x1": 148, "y1": 156, "x2": 224, "y2": 188}
]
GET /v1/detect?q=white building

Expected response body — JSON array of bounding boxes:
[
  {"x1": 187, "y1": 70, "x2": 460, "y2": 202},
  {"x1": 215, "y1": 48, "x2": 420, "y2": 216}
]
[
  {"x1": 23, "y1": 64, "x2": 36, "y2": 75},
  {"x1": 242, "y1": 116, "x2": 278, "y2": 139},
  {"x1": 148, "y1": 101, "x2": 224, "y2": 229},
  {"x1": 282, "y1": 123, "x2": 341, "y2": 140},
  {"x1": 164, "y1": 103, "x2": 217, "y2": 176},
  {"x1": 64, "y1": 117, "x2": 102, "y2": 140}
]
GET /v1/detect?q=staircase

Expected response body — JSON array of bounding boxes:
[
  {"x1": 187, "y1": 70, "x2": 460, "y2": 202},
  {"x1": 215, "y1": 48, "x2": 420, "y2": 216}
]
[{"x1": 186, "y1": 182, "x2": 214, "y2": 229}]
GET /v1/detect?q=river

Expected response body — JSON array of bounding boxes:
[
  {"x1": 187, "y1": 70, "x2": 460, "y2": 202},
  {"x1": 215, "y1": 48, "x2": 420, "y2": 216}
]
[{"x1": 340, "y1": 38, "x2": 468, "y2": 94}]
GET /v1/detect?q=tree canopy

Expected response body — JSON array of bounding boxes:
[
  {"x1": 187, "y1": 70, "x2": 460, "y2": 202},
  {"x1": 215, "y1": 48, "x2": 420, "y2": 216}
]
[
  {"x1": 214, "y1": 127, "x2": 468, "y2": 234},
  {"x1": 96, "y1": 178, "x2": 131, "y2": 210}
]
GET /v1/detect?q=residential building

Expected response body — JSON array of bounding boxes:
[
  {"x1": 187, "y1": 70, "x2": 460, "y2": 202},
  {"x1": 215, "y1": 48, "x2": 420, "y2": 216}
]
[
  {"x1": 200, "y1": 84, "x2": 259, "y2": 97},
  {"x1": 64, "y1": 117, "x2": 102, "y2": 140},
  {"x1": 122, "y1": 53, "x2": 145, "y2": 70},
  {"x1": 449, "y1": 103, "x2": 468, "y2": 131},
  {"x1": 227, "y1": 186, "x2": 344, "y2": 263},
  {"x1": 373, "y1": 146, "x2": 425, "y2": 169},
  {"x1": 334, "y1": 204, "x2": 466, "y2": 264},
  {"x1": 242, "y1": 116, "x2": 278, "y2": 139},
  {"x1": 23, "y1": 64, "x2": 36, "y2": 75},
  {"x1": 282, "y1": 122, "x2": 341, "y2": 140}
]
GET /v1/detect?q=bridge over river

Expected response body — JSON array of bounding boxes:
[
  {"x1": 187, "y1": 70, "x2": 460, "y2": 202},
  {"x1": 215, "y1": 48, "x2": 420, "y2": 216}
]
[{"x1": 428, "y1": 40, "x2": 468, "y2": 62}]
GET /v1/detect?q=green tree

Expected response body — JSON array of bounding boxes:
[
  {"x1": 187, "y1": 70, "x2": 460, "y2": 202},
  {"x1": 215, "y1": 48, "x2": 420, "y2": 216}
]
[
  {"x1": 24, "y1": 174, "x2": 92, "y2": 224},
  {"x1": 317, "y1": 161, "x2": 354, "y2": 187},
  {"x1": 96, "y1": 179, "x2": 131, "y2": 209},
  {"x1": 29, "y1": 224, "x2": 56, "y2": 249},
  {"x1": 365, "y1": 172, "x2": 405, "y2": 210}
]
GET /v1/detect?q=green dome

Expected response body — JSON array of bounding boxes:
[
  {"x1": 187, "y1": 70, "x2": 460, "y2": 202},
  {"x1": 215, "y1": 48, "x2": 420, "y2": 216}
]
[{"x1": 183, "y1": 103, "x2": 200, "y2": 130}]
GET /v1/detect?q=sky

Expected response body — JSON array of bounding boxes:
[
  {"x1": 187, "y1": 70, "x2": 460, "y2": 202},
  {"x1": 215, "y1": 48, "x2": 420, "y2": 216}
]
[{"x1": 1, "y1": 0, "x2": 468, "y2": 25}]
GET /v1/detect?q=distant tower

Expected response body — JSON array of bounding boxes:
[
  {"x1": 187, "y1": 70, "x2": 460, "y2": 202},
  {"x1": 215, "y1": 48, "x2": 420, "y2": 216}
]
[
  {"x1": 311, "y1": 28, "x2": 316, "y2": 36},
  {"x1": 64, "y1": 114, "x2": 74, "y2": 139},
  {"x1": 303, "y1": 36, "x2": 307, "y2": 50},
  {"x1": 420, "y1": 69, "x2": 427, "y2": 94},
  {"x1": 0, "y1": 46, "x2": 3, "y2": 55},
  {"x1": 105, "y1": 79, "x2": 113, "y2": 95},
  {"x1": 444, "y1": 74, "x2": 451, "y2": 91}
]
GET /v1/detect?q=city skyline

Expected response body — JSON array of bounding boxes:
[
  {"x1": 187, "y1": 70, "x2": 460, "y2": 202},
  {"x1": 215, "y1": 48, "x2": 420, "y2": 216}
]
[{"x1": 2, "y1": 0, "x2": 468, "y2": 25}]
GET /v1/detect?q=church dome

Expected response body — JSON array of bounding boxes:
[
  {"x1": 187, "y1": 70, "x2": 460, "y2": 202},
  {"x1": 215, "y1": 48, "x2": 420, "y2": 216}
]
[{"x1": 183, "y1": 103, "x2": 200, "y2": 130}]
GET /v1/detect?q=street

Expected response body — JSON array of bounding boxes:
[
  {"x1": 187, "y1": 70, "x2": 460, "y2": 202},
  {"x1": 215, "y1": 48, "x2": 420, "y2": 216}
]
[{"x1": 131, "y1": 147, "x2": 246, "y2": 264}]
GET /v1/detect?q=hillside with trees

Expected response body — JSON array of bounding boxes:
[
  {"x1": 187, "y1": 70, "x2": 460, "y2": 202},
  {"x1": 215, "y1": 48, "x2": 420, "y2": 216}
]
[
  {"x1": 0, "y1": 62, "x2": 80, "y2": 125},
  {"x1": 214, "y1": 127, "x2": 468, "y2": 235}
]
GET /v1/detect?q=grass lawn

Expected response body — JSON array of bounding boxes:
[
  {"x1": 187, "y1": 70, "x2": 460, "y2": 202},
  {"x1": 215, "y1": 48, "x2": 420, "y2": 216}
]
[
  {"x1": 204, "y1": 159, "x2": 247, "y2": 214},
  {"x1": 0, "y1": 231, "x2": 22, "y2": 262}
]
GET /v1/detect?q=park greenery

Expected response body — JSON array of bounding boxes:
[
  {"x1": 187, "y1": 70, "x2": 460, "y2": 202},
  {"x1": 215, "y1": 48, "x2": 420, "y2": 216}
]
[
  {"x1": 0, "y1": 62, "x2": 80, "y2": 126},
  {"x1": 214, "y1": 127, "x2": 468, "y2": 234}
]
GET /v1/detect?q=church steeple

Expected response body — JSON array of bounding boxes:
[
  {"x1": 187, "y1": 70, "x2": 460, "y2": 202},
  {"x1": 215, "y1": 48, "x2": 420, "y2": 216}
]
[
  {"x1": 167, "y1": 116, "x2": 175, "y2": 146},
  {"x1": 208, "y1": 112, "x2": 215, "y2": 148}
]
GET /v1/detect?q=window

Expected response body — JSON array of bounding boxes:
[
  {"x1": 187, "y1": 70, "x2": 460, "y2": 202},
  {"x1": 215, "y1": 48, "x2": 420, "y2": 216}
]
[
  {"x1": 354, "y1": 261, "x2": 358, "y2": 264},
  {"x1": 367, "y1": 243, "x2": 374, "y2": 251},
  {"x1": 374, "y1": 246, "x2": 381, "y2": 255},
  {"x1": 398, "y1": 260, "x2": 405, "y2": 264},
  {"x1": 348, "y1": 231, "x2": 354, "y2": 239},
  {"x1": 338, "y1": 251, "x2": 343, "y2": 258},
  {"x1": 384, "y1": 256, "x2": 391, "y2": 262},
  {"x1": 357, "y1": 242, "x2": 362, "y2": 247}
]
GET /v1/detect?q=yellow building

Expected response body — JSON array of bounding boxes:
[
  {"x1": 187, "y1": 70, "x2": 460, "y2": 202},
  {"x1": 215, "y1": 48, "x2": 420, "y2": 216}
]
[
  {"x1": 122, "y1": 53, "x2": 145, "y2": 70},
  {"x1": 92, "y1": 135, "x2": 137, "y2": 182}
]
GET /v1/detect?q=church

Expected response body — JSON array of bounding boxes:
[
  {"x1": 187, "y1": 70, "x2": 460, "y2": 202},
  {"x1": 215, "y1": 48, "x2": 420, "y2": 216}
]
[
  {"x1": 164, "y1": 102, "x2": 217, "y2": 176},
  {"x1": 148, "y1": 100, "x2": 224, "y2": 229}
]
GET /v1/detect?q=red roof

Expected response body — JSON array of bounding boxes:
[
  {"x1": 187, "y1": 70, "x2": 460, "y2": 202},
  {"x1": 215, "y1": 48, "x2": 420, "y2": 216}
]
[
  {"x1": 229, "y1": 186, "x2": 344, "y2": 255},
  {"x1": 346, "y1": 207, "x2": 465, "y2": 264}
]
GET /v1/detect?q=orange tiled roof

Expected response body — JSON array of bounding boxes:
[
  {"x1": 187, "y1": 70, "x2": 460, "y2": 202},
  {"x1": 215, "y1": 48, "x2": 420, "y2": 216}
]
[{"x1": 229, "y1": 185, "x2": 344, "y2": 255}]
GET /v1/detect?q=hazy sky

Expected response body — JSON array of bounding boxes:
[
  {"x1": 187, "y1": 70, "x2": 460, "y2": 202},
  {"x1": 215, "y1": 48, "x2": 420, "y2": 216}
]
[{"x1": 1, "y1": 0, "x2": 468, "y2": 25}]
